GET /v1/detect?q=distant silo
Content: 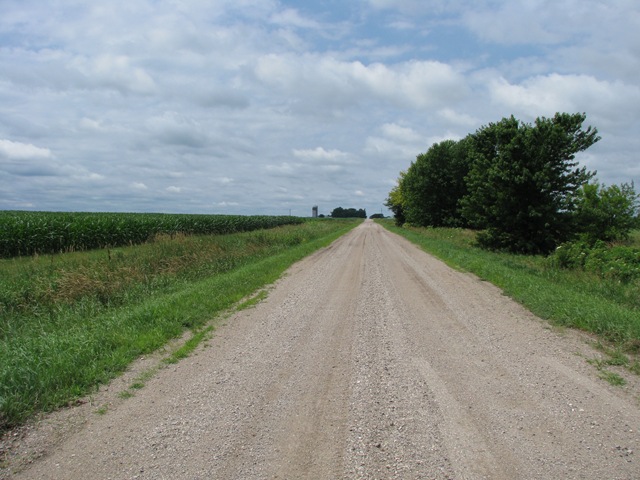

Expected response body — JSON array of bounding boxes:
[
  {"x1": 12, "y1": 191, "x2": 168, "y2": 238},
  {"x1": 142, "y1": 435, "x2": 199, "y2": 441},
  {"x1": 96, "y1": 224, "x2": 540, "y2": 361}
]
[{"x1": 312, "y1": 205, "x2": 318, "y2": 218}]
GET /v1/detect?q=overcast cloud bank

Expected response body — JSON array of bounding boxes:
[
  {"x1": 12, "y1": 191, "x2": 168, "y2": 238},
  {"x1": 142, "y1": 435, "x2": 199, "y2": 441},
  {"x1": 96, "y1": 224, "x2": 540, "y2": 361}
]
[{"x1": 1, "y1": 0, "x2": 638, "y2": 215}]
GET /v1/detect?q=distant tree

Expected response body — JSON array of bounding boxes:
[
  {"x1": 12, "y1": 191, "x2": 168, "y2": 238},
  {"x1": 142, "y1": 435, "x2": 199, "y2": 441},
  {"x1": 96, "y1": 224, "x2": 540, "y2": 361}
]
[
  {"x1": 369, "y1": 213, "x2": 384, "y2": 219},
  {"x1": 385, "y1": 171, "x2": 407, "y2": 226},
  {"x1": 402, "y1": 138, "x2": 471, "y2": 228},
  {"x1": 460, "y1": 113, "x2": 599, "y2": 254},
  {"x1": 331, "y1": 207, "x2": 344, "y2": 218},
  {"x1": 572, "y1": 182, "x2": 639, "y2": 244},
  {"x1": 331, "y1": 207, "x2": 366, "y2": 218}
]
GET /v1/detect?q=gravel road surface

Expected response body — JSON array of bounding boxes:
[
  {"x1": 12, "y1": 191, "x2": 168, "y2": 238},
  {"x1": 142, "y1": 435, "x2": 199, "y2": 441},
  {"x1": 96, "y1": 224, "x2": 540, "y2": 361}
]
[{"x1": 5, "y1": 220, "x2": 640, "y2": 479}]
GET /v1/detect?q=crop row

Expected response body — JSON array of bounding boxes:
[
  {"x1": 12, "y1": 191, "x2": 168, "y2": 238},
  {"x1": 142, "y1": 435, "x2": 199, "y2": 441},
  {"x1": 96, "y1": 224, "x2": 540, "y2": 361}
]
[{"x1": 0, "y1": 211, "x2": 303, "y2": 258}]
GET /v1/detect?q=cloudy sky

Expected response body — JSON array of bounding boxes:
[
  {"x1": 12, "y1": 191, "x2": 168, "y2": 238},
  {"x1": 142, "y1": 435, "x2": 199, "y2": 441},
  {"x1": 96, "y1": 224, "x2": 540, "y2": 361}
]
[{"x1": 1, "y1": 0, "x2": 639, "y2": 216}]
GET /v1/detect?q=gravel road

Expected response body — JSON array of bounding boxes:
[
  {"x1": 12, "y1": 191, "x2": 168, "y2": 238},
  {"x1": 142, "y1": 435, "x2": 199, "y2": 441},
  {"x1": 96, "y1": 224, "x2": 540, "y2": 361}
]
[{"x1": 5, "y1": 220, "x2": 640, "y2": 479}]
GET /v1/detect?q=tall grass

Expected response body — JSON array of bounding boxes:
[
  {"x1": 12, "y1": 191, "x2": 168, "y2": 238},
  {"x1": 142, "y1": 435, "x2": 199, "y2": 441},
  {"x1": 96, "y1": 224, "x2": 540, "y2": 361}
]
[
  {"x1": 380, "y1": 221, "x2": 640, "y2": 348},
  {"x1": 0, "y1": 219, "x2": 360, "y2": 430}
]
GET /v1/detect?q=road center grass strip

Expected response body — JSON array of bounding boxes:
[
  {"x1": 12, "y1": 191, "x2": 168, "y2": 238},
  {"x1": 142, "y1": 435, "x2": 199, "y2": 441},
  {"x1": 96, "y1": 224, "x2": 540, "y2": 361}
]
[
  {"x1": 379, "y1": 221, "x2": 640, "y2": 349},
  {"x1": 0, "y1": 219, "x2": 360, "y2": 430}
]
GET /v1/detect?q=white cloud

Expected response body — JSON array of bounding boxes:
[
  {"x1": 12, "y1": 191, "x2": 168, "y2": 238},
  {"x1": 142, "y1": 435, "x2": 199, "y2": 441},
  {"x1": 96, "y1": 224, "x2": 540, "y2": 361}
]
[
  {"x1": 131, "y1": 182, "x2": 148, "y2": 190},
  {"x1": 293, "y1": 147, "x2": 350, "y2": 162},
  {"x1": 319, "y1": 165, "x2": 344, "y2": 173},
  {"x1": 145, "y1": 112, "x2": 208, "y2": 148},
  {"x1": 366, "y1": 0, "x2": 443, "y2": 13},
  {"x1": 254, "y1": 54, "x2": 469, "y2": 110},
  {"x1": 424, "y1": 132, "x2": 464, "y2": 146},
  {"x1": 438, "y1": 108, "x2": 478, "y2": 128},
  {"x1": 71, "y1": 54, "x2": 157, "y2": 94},
  {"x1": 166, "y1": 186, "x2": 181, "y2": 193},
  {"x1": 0, "y1": 139, "x2": 52, "y2": 160},
  {"x1": 73, "y1": 172, "x2": 105, "y2": 182},
  {"x1": 462, "y1": 0, "x2": 635, "y2": 47},
  {"x1": 270, "y1": 8, "x2": 321, "y2": 30},
  {"x1": 79, "y1": 118, "x2": 105, "y2": 131},
  {"x1": 388, "y1": 20, "x2": 416, "y2": 30},
  {"x1": 462, "y1": 2, "x2": 567, "y2": 45},
  {"x1": 364, "y1": 123, "x2": 426, "y2": 159},
  {"x1": 266, "y1": 162, "x2": 298, "y2": 175},
  {"x1": 379, "y1": 123, "x2": 422, "y2": 143},
  {"x1": 489, "y1": 74, "x2": 640, "y2": 125}
]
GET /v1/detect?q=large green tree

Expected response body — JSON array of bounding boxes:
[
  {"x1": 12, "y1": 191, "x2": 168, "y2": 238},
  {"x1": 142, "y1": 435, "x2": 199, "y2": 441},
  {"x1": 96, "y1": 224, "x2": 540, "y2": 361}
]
[
  {"x1": 460, "y1": 113, "x2": 599, "y2": 254},
  {"x1": 402, "y1": 138, "x2": 471, "y2": 228}
]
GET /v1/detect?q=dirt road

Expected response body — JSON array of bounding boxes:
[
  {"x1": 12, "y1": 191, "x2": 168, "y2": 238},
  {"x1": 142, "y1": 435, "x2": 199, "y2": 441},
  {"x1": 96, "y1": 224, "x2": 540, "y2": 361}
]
[{"x1": 6, "y1": 220, "x2": 640, "y2": 479}]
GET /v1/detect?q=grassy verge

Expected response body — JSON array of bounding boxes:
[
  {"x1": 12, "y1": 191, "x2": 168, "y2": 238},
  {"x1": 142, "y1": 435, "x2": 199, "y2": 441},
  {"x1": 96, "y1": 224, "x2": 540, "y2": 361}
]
[
  {"x1": 0, "y1": 219, "x2": 360, "y2": 430},
  {"x1": 379, "y1": 221, "x2": 640, "y2": 354}
]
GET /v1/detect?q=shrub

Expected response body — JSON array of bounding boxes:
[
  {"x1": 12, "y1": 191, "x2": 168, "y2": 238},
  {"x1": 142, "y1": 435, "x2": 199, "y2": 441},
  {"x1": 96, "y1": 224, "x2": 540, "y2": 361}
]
[
  {"x1": 573, "y1": 182, "x2": 639, "y2": 244},
  {"x1": 550, "y1": 240, "x2": 640, "y2": 283},
  {"x1": 549, "y1": 240, "x2": 591, "y2": 269}
]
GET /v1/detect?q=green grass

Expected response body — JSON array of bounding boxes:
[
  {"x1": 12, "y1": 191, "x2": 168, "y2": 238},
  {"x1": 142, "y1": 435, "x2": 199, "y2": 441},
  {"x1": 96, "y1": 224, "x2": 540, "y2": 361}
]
[
  {"x1": 163, "y1": 326, "x2": 214, "y2": 365},
  {"x1": 236, "y1": 290, "x2": 269, "y2": 311},
  {"x1": 0, "y1": 219, "x2": 360, "y2": 430},
  {"x1": 379, "y1": 221, "x2": 640, "y2": 352}
]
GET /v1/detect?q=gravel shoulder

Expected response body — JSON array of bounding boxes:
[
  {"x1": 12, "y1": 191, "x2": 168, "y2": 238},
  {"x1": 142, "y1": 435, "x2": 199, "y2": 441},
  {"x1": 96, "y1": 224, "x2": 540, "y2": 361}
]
[{"x1": 3, "y1": 220, "x2": 639, "y2": 479}]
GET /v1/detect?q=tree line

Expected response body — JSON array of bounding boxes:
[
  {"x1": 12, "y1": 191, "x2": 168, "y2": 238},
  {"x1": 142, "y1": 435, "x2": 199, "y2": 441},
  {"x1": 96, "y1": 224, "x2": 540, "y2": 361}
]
[
  {"x1": 331, "y1": 207, "x2": 367, "y2": 218},
  {"x1": 386, "y1": 112, "x2": 639, "y2": 254}
]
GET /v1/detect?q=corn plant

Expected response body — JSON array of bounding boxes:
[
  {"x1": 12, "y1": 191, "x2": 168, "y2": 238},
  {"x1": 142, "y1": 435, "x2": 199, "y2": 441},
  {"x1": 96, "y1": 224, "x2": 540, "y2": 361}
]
[{"x1": 0, "y1": 211, "x2": 303, "y2": 258}]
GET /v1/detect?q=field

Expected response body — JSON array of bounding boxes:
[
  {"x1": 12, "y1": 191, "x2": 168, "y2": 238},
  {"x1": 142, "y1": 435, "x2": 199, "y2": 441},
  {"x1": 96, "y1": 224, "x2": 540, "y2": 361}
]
[
  {"x1": 0, "y1": 216, "x2": 361, "y2": 430},
  {"x1": 0, "y1": 211, "x2": 302, "y2": 257}
]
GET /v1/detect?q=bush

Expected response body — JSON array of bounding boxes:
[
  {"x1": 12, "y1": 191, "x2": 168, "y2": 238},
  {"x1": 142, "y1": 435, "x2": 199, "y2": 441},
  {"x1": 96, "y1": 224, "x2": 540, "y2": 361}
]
[
  {"x1": 573, "y1": 182, "x2": 639, "y2": 244},
  {"x1": 584, "y1": 245, "x2": 640, "y2": 283},
  {"x1": 550, "y1": 240, "x2": 640, "y2": 283}
]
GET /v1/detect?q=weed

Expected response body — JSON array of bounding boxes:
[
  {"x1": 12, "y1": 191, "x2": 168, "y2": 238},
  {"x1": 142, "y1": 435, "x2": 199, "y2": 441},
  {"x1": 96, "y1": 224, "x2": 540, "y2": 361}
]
[
  {"x1": 164, "y1": 327, "x2": 214, "y2": 365},
  {"x1": 598, "y1": 370, "x2": 627, "y2": 387},
  {"x1": 237, "y1": 290, "x2": 269, "y2": 311},
  {"x1": 591, "y1": 341, "x2": 631, "y2": 367}
]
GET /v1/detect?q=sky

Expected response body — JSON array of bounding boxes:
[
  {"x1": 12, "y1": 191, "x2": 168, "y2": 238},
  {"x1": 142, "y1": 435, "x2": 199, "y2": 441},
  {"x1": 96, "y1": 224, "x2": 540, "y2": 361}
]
[{"x1": 1, "y1": 0, "x2": 639, "y2": 217}]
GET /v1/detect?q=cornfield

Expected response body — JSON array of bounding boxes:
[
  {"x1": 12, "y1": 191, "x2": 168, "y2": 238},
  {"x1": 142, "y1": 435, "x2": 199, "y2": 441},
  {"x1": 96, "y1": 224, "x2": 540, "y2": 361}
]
[{"x1": 0, "y1": 211, "x2": 303, "y2": 258}]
